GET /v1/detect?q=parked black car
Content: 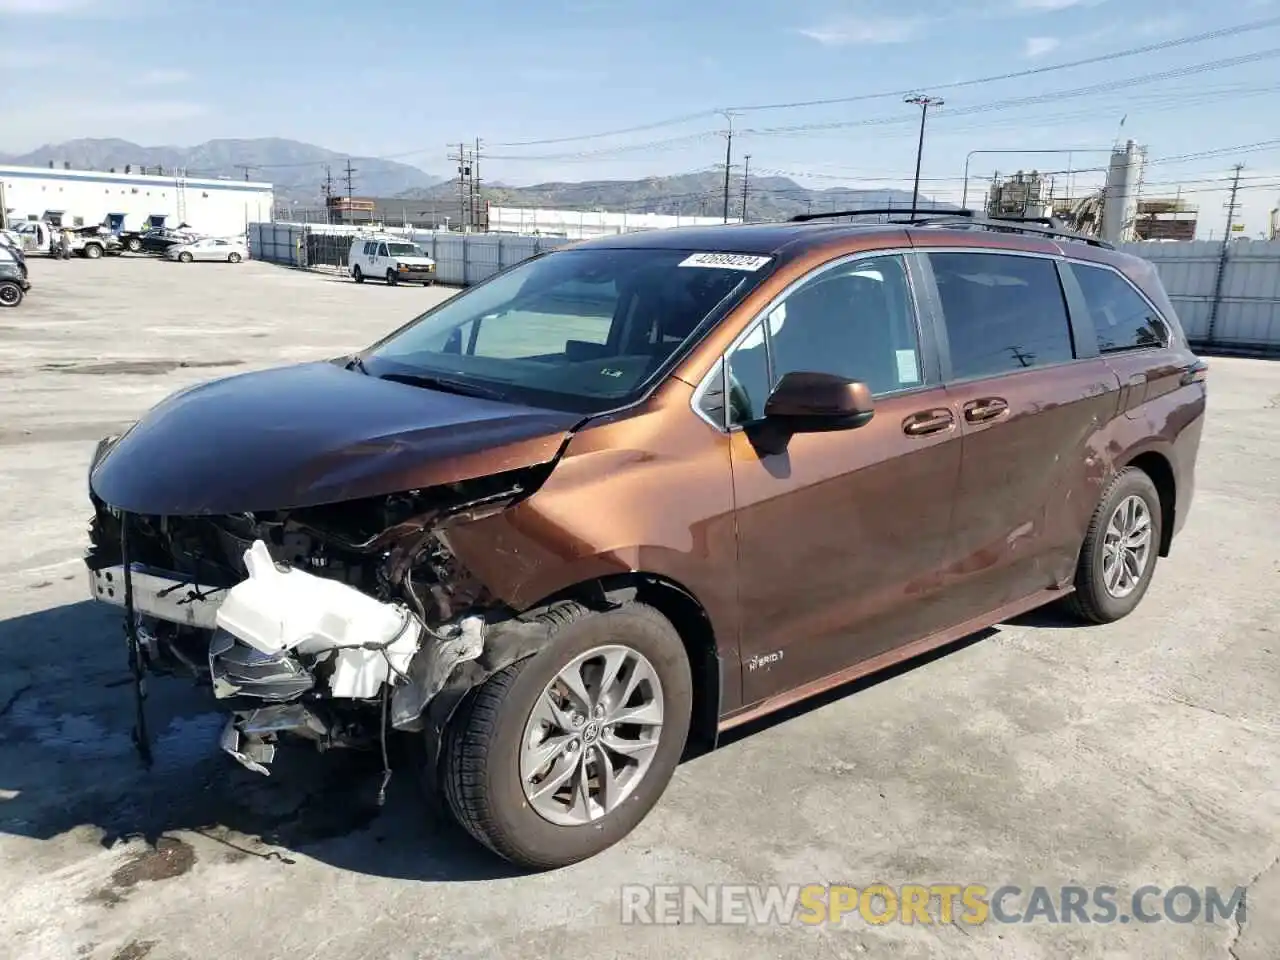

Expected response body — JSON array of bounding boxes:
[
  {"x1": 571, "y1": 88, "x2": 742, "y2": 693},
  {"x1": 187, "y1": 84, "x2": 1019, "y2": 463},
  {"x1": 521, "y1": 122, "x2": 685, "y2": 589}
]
[
  {"x1": 140, "y1": 227, "x2": 200, "y2": 255},
  {"x1": 0, "y1": 240, "x2": 31, "y2": 307}
]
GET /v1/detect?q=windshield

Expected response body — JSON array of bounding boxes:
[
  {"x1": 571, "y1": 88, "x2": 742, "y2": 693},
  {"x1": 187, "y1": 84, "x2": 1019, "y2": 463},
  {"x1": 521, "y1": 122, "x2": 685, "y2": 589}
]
[
  {"x1": 363, "y1": 246, "x2": 770, "y2": 413},
  {"x1": 387, "y1": 242, "x2": 424, "y2": 257}
]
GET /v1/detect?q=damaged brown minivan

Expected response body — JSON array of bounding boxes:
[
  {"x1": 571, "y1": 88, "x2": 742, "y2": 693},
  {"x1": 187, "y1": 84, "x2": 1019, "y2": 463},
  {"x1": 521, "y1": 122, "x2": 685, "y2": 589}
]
[{"x1": 86, "y1": 211, "x2": 1206, "y2": 868}]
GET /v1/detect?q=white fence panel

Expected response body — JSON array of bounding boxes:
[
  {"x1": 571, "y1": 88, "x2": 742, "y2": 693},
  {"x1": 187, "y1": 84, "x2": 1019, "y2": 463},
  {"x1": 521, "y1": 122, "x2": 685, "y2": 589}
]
[{"x1": 1118, "y1": 239, "x2": 1280, "y2": 353}]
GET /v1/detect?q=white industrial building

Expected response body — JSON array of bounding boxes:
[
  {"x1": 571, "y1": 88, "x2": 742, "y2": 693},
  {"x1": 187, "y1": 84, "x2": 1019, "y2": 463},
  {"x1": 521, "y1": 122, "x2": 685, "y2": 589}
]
[
  {"x1": 0, "y1": 165, "x2": 274, "y2": 236},
  {"x1": 486, "y1": 205, "x2": 740, "y2": 240}
]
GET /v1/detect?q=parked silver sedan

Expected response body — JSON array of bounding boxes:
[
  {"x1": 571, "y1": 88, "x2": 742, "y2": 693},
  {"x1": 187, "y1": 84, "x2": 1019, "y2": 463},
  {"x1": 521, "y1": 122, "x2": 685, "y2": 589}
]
[{"x1": 165, "y1": 237, "x2": 248, "y2": 263}]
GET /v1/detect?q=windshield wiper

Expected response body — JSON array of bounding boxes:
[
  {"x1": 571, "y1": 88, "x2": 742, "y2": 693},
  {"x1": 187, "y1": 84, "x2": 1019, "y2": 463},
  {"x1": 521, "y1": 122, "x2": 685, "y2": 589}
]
[{"x1": 378, "y1": 372, "x2": 508, "y2": 401}]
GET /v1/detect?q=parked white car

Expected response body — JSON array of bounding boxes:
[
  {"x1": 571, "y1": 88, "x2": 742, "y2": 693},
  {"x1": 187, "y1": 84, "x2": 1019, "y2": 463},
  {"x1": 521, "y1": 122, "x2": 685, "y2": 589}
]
[
  {"x1": 348, "y1": 236, "x2": 436, "y2": 285},
  {"x1": 165, "y1": 237, "x2": 248, "y2": 263}
]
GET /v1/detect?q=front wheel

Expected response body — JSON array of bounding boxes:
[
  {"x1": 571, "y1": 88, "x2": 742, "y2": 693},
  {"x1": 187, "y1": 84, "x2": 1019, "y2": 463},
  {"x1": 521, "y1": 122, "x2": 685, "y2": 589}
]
[
  {"x1": 179, "y1": 251, "x2": 193, "y2": 263},
  {"x1": 83, "y1": 243, "x2": 103, "y2": 259},
  {"x1": 442, "y1": 602, "x2": 692, "y2": 869},
  {"x1": 386, "y1": 269, "x2": 398, "y2": 286},
  {"x1": 0, "y1": 281, "x2": 23, "y2": 307},
  {"x1": 228, "y1": 252, "x2": 241, "y2": 263},
  {"x1": 1068, "y1": 467, "x2": 1163, "y2": 623},
  {"x1": 125, "y1": 237, "x2": 142, "y2": 253}
]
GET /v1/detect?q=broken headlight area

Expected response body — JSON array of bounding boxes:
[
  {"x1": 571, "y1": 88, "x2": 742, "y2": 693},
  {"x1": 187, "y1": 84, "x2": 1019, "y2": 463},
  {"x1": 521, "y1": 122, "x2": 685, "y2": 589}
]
[{"x1": 85, "y1": 466, "x2": 544, "y2": 785}]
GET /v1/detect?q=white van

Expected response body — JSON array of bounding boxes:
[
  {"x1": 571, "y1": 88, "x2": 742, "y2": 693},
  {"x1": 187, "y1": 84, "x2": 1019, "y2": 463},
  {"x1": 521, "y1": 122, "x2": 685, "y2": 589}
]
[{"x1": 347, "y1": 236, "x2": 437, "y2": 286}]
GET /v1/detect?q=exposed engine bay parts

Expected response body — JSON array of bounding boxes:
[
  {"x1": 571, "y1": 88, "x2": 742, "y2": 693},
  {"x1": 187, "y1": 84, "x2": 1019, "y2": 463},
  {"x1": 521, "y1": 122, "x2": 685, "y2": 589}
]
[{"x1": 84, "y1": 464, "x2": 560, "y2": 790}]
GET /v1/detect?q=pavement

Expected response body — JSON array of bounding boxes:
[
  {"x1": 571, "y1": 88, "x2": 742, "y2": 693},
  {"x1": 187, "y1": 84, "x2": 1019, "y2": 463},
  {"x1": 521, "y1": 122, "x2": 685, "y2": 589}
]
[{"x1": 0, "y1": 254, "x2": 1276, "y2": 960}]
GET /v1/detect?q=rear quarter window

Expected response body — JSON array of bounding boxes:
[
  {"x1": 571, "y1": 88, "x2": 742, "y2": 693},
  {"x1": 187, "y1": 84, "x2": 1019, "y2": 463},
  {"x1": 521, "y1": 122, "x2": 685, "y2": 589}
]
[{"x1": 1072, "y1": 262, "x2": 1169, "y2": 352}]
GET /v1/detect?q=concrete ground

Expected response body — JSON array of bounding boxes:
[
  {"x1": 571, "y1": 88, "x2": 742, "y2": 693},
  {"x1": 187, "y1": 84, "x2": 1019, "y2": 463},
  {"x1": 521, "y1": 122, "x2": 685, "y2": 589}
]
[{"x1": 0, "y1": 255, "x2": 1276, "y2": 960}]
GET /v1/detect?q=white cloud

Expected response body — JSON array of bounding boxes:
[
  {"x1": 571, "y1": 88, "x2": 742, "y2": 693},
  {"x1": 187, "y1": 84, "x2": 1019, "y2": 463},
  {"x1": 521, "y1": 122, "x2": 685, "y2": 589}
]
[
  {"x1": 1022, "y1": 36, "x2": 1061, "y2": 58},
  {"x1": 797, "y1": 16, "x2": 925, "y2": 46},
  {"x1": 1012, "y1": 0, "x2": 1105, "y2": 10},
  {"x1": 134, "y1": 68, "x2": 190, "y2": 85},
  {"x1": 0, "y1": 0, "x2": 100, "y2": 12}
]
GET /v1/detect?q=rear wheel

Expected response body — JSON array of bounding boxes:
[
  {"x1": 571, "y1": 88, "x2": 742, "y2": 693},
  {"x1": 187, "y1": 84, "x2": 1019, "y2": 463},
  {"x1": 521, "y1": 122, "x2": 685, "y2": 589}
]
[
  {"x1": 386, "y1": 269, "x2": 398, "y2": 286},
  {"x1": 179, "y1": 251, "x2": 193, "y2": 263},
  {"x1": 228, "y1": 252, "x2": 241, "y2": 263},
  {"x1": 0, "y1": 282, "x2": 23, "y2": 308},
  {"x1": 352, "y1": 265, "x2": 364, "y2": 283},
  {"x1": 125, "y1": 237, "x2": 142, "y2": 253},
  {"x1": 1068, "y1": 467, "x2": 1162, "y2": 623},
  {"x1": 442, "y1": 602, "x2": 692, "y2": 869}
]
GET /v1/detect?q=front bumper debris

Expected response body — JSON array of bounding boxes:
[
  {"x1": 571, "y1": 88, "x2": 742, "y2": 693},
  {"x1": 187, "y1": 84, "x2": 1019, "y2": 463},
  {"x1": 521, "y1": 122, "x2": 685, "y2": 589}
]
[
  {"x1": 219, "y1": 704, "x2": 330, "y2": 776},
  {"x1": 88, "y1": 564, "x2": 225, "y2": 630}
]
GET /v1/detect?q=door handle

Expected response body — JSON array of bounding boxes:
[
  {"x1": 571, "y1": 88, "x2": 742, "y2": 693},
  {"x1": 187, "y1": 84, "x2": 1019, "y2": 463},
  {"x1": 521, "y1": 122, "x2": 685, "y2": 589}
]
[
  {"x1": 963, "y1": 397, "x2": 1009, "y2": 423},
  {"x1": 903, "y1": 408, "x2": 955, "y2": 436}
]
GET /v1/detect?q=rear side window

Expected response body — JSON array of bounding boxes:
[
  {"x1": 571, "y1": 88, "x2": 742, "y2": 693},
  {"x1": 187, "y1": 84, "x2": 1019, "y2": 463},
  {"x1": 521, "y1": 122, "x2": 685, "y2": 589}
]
[
  {"x1": 930, "y1": 252, "x2": 1074, "y2": 380},
  {"x1": 364, "y1": 241, "x2": 375, "y2": 256},
  {"x1": 1072, "y1": 263, "x2": 1168, "y2": 352}
]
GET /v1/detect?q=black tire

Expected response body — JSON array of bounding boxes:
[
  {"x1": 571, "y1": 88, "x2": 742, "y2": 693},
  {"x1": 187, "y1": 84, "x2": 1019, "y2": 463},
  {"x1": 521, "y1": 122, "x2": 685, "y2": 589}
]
[
  {"x1": 179, "y1": 251, "x2": 193, "y2": 263},
  {"x1": 442, "y1": 602, "x2": 692, "y2": 869},
  {"x1": 1067, "y1": 467, "x2": 1163, "y2": 624},
  {"x1": 228, "y1": 252, "x2": 241, "y2": 263},
  {"x1": 126, "y1": 237, "x2": 142, "y2": 253},
  {"x1": 352, "y1": 265, "x2": 364, "y2": 283},
  {"x1": 83, "y1": 243, "x2": 103, "y2": 259},
  {"x1": 386, "y1": 269, "x2": 398, "y2": 286},
  {"x1": 0, "y1": 282, "x2": 23, "y2": 308}
]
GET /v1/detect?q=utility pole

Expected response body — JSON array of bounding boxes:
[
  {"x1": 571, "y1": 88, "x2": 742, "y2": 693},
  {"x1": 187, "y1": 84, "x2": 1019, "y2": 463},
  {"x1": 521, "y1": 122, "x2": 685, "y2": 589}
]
[
  {"x1": 720, "y1": 111, "x2": 734, "y2": 223},
  {"x1": 449, "y1": 142, "x2": 472, "y2": 231},
  {"x1": 341, "y1": 160, "x2": 357, "y2": 225},
  {"x1": 741, "y1": 154, "x2": 751, "y2": 223},
  {"x1": 905, "y1": 94, "x2": 943, "y2": 219},
  {"x1": 236, "y1": 165, "x2": 254, "y2": 181},
  {"x1": 473, "y1": 137, "x2": 484, "y2": 231},
  {"x1": 323, "y1": 165, "x2": 334, "y2": 223},
  {"x1": 1207, "y1": 163, "x2": 1244, "y2": 344}
]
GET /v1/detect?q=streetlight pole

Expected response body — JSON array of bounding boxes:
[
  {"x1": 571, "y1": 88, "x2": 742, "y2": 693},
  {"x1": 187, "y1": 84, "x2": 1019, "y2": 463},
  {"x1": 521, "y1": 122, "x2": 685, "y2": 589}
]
[{"x1": 905, "y1": 95, "x2": 942, "y2": 219}]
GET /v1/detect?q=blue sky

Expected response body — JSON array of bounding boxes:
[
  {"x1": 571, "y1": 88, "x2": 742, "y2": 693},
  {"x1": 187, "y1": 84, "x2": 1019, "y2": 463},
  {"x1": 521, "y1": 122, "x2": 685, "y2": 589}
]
[{"x1": 3, "y1": 0, "x2": 1280, "y2": 235}]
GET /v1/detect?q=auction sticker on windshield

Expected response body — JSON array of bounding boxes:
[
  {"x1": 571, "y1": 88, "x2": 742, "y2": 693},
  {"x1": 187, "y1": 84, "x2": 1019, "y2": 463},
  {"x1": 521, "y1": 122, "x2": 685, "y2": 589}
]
[{"x1": 679, "y1": 252, "x2": 772, "y2": 271}]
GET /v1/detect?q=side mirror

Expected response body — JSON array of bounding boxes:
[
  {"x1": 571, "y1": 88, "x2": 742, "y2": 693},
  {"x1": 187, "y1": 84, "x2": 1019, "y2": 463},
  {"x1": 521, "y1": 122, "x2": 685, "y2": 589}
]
[{"x1": 763, "y1": 371, "x2": 875, "y2": 432}]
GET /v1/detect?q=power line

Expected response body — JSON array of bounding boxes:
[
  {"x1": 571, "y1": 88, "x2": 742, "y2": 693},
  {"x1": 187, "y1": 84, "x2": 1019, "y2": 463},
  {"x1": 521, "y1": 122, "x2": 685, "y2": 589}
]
[
  {"x1": 484, "y1": 13, "x2": 1280, "y2": 148},
  {"x1": 728, "y1": 15, "x2": 1280, "y2": 113}
]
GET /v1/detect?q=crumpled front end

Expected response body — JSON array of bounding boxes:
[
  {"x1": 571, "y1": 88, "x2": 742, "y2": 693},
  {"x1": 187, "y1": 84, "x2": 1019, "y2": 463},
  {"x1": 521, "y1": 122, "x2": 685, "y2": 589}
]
[{"x1": 85, "y1": 460, "x2": 551, "y2": 786}]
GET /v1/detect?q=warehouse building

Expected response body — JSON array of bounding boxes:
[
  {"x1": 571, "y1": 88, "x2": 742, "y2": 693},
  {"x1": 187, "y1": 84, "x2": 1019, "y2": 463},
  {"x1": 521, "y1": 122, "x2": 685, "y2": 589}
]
[{"x1": 0, "y1": 165, "x2": 274, "y2": 236}]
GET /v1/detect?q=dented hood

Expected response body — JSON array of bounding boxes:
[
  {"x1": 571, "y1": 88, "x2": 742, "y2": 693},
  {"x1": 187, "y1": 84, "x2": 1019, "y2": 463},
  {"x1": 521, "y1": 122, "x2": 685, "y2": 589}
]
[{"x1": 90, "y1": 361, "x2": 578, "y2": 515}]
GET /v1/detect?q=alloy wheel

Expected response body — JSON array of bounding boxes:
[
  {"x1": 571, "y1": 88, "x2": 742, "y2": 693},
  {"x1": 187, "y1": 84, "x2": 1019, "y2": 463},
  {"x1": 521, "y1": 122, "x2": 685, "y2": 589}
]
[
  {"x1": 520, "y1": 644, "x2": 664, "y2": 827},
  {"x1": 1102, "y1": 494, "x2": 1152, "y2": 599}
]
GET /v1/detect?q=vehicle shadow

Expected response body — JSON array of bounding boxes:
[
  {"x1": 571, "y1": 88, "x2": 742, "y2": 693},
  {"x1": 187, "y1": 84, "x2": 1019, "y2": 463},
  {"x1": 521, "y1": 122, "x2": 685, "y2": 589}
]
[
  {"x1": 0, "y1": 600, "x2": 521, "y2": 882},
  {"x1": 0, "y1": 598, "x2": 1087, "y2": 881}
]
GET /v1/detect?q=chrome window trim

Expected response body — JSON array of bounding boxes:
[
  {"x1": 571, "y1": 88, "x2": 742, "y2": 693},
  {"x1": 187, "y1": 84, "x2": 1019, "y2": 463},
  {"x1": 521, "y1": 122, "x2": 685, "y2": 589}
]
[{"x1": 688, "y1": 246, "x2": 928, "y2": 434}]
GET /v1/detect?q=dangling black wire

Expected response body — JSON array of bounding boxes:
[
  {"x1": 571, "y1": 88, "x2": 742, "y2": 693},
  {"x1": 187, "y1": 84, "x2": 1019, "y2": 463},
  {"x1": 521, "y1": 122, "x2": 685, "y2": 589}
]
[{"x1": 120, "y1": 512, "x2": 153, "y2": 769}]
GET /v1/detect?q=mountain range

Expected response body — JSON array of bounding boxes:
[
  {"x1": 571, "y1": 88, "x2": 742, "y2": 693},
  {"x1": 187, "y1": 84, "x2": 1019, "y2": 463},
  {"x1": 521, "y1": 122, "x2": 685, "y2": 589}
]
[
  {"x1": 0, "y1": 138, "x2": 442, "y2": 199},
  {"x1": 396, "y1": 171, "x2": 943, "y2": 221},
  {"x1": 1, "y1": 138, "x2": 945, "y2": 219}
]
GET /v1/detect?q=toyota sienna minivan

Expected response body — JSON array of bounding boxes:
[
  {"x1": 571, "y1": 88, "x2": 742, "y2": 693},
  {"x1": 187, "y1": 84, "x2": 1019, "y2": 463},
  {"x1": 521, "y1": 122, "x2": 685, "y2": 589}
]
[{"x1": 86, "y1": 211, "x2": 1206, "y2": 868}]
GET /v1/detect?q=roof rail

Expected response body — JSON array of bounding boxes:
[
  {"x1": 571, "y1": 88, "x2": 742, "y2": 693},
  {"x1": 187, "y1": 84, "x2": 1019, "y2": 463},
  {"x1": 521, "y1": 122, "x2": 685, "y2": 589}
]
[
  {"x1": 789, "y1": 207, "x2": 973, "y2": 223},
  {"x1": 916, "y1": 214, "x2": 1114, "y2": 249},
  {"x1": 786, "y1": 206, "x2": 1113, "y2": 248}
]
